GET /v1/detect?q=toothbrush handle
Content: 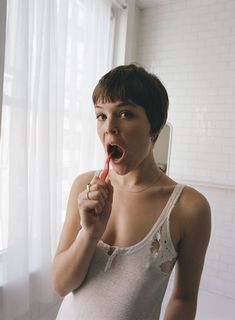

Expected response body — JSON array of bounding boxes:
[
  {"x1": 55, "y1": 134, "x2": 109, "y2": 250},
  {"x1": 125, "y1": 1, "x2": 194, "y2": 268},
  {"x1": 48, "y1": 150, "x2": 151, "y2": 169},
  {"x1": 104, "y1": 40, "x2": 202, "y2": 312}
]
[
  {"x1": 100, "y1": 154, "x2": 112, "y2": 181},
  {"x1": 100, "y1": 170, "x2": 108, "y2": 181}
]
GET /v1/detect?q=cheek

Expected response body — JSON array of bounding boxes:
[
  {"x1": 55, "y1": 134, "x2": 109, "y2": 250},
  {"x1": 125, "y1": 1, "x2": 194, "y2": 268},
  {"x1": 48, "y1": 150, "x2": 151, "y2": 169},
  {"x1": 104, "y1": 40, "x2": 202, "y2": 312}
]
[
  {"x1": 132, "y1": 123, "x2": 151, "y2": 142},
  {"x1": 129, "y1": 128, "x2": 152, "y2": 153}
]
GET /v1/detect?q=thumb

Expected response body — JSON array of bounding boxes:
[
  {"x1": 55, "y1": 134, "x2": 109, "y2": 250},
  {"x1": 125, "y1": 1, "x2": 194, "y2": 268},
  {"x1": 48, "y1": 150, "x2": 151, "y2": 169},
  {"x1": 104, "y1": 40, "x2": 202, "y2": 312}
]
[{"x1": 90, "y1": 170, "x2": 102, "y2": 184}]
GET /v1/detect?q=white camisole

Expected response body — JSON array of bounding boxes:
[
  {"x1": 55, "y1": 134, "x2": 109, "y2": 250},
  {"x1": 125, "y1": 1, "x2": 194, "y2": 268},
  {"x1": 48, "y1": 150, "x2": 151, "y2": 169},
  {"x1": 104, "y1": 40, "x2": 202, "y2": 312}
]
[{"x1": 56, "y1": 183, "x2": 185, "y2": 320}]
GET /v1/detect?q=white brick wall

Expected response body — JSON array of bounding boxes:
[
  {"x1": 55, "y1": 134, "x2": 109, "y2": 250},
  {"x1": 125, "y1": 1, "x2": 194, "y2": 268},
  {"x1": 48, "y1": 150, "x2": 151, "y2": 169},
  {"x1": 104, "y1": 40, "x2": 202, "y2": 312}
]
[
  {"x1": 136, "y1": 0, "x2": 235, "y2": 186},
  {"x1": 132, "y1": 0, "x2": 235, "y2": 299},
  {"x1": 196, "y1": 184, "x2": 235, "y2": 299}
]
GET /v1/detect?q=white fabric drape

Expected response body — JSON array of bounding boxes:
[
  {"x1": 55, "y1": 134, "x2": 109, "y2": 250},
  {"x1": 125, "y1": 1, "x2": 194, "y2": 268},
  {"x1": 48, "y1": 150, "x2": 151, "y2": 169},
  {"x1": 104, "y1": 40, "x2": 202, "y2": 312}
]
[{"x1": 0, "y1": 0, "x2": 114, "y2": 319}]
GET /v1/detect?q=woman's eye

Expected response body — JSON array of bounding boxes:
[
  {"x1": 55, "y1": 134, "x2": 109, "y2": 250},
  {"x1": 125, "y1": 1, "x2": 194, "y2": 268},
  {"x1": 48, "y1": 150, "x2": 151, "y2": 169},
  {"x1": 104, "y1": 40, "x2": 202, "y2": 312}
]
[
  {"x1": 120, "y1": 111, "x2": 133, "y2": 119},
  {"x1": 96, "y1": 113, "x2": 106, "y2": 120}
]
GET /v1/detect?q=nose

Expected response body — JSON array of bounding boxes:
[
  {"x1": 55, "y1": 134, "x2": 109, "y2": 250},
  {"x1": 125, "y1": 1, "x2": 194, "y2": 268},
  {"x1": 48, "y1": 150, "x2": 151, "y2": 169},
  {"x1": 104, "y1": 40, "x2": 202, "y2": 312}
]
[{"x1": 105, "y1": 117, "x2": 119, "y2": 135}]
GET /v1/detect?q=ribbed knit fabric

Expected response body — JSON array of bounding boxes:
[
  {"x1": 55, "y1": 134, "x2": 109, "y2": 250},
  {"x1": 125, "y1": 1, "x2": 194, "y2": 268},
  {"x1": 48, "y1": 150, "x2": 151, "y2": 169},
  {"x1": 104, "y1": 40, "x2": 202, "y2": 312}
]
[{"x1": 56, "y1": 184, "x2": 185, "y2": 320}]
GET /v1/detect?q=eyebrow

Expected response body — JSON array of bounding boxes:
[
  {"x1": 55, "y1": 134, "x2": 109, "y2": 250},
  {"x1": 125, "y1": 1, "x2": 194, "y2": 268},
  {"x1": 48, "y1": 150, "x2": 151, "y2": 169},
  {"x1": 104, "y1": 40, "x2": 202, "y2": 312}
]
[{"x1": 95, "y1": 102, "x2": 136, "y2": 109}]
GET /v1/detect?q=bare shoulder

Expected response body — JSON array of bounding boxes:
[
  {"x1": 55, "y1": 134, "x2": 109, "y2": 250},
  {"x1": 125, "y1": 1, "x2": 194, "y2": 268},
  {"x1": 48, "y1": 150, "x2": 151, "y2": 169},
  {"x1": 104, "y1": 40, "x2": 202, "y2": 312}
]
[
  {"x1": 162, "y1": 175, "x2": 211, "y2": 221},
  {"x1": 170, "y1": 185, "x2": 211, "y2": 301},
  {"x1": 180, "y1": 185, "x2": 211, "y2": 216},
  {"x1": 54, "y1": 170, "x2": 96, "y2": 255},
  {"x1": 65, "y1": 170, "x2": 97, "y2": 222},
  {"x1": 179, "y1": 185, "x2": 211, "y2": 238},
  {"x1": 71, "y1": 170, "x2": 97, "y2": 192},
  {"x1": 65, "y1": 170, "x2": 97, "y2": 215}
]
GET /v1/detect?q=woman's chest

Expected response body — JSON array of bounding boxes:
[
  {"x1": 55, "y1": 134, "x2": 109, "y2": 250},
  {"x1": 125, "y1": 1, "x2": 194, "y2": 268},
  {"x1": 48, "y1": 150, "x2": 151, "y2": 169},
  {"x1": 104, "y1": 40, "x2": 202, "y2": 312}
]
[{"x1": 101, "y1": 187, "x2": 182, "y2": 252}]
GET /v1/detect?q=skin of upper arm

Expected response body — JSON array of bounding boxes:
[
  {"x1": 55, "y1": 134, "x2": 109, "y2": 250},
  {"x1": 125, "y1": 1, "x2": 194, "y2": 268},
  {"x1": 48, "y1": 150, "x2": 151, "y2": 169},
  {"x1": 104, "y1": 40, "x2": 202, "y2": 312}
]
[
  {"x1": 54, "y1": 171, "x2": 96, "y2": 257},
  {"x1": 171, "y1": 188, "x2": 211, "y2": 301}
]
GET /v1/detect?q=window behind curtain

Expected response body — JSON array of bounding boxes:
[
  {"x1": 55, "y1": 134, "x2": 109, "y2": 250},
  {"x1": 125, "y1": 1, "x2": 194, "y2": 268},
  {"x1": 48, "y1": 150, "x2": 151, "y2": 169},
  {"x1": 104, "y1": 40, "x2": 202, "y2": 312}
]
[
  {"x1": 0, "y1": 1, "x2": 127, "y2": 319},
  {"x1": 0, "y1": 0, "x2": 127, "y2": 252}
]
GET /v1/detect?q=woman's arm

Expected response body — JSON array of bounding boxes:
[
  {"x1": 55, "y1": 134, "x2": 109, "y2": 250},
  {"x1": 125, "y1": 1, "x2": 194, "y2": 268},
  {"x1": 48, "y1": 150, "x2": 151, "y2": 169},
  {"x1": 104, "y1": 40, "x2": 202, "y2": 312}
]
[
  {"x1": 163, "y1": 189, "x2": 211, "y2": 320},
  {"x1": 52, "y1": 171, "x2": 113, "y2": 297}
]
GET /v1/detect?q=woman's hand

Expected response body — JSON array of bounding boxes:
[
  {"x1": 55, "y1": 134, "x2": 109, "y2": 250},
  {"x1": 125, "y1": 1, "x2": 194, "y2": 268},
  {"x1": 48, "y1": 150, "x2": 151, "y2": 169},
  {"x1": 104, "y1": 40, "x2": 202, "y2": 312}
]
[{"x1": 77, "y1": 175, "x2": 113, "y2": 239}]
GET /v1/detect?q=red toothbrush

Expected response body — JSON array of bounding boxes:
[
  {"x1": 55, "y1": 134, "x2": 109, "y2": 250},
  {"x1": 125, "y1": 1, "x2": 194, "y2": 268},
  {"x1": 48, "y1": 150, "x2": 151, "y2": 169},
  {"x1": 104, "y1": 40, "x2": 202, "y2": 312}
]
[{"x1": 100, "y1": 153, "x2": 113, "y2": 181}]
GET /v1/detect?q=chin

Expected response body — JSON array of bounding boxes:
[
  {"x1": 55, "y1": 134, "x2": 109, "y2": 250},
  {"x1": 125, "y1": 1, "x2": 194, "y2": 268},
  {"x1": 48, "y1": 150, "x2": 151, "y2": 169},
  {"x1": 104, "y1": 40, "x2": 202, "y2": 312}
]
[
  {"x1": 111, "y1": 164, "x2": 127, "y2": 175},
  {"x1": 112, "y1": 163, "x2": 134, "y2": 176},
  {"x1": 113, "y1": 168, "x2": 128, "y2": 176}
]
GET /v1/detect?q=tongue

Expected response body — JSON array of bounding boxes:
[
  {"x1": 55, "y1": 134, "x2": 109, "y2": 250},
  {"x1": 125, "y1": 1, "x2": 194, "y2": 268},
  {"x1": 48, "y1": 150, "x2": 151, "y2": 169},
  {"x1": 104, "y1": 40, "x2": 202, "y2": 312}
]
[{"x1": 112, "y1": 146, "x2": 123, "y2": 159}]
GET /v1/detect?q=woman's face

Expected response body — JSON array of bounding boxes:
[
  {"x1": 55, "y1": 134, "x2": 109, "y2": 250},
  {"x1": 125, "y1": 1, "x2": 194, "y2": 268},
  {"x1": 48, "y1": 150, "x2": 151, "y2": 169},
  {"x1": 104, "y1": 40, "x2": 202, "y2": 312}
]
[{"x1": 95, "y1": 100, "x2": 153, "y2": 175}]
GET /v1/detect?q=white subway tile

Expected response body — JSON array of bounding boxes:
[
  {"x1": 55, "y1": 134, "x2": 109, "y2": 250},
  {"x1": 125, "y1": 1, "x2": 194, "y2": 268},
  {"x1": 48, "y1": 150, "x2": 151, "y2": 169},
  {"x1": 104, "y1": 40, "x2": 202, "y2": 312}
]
[{"x1": 135, "y1": 0, "x2": 235, "y2": 298}]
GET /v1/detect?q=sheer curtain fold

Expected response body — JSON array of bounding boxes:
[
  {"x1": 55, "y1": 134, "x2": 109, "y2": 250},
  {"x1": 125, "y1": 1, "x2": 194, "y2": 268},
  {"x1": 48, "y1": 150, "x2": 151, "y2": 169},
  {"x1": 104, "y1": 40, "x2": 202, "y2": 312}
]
[
  {"x1": 0, "y1": 0, "x2": 114, "y2": 319},
  {"x1": 78, "y1": 0, "x2": 112, "y2": 173}
]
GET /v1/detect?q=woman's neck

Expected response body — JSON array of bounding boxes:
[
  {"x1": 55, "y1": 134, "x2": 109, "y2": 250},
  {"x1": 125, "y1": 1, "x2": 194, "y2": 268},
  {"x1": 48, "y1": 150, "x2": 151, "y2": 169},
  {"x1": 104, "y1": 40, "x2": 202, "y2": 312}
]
[{"x1": 109, "y1": 153, "x2": 163, "y2": 191}]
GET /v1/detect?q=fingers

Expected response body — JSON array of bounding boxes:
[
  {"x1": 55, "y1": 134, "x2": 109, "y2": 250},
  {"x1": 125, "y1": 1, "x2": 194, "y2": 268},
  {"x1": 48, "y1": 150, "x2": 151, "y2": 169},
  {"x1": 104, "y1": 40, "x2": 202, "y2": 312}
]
[
  {"x1": 87, "y1": 179, "x2": 108, "y2": 201},
  {"x1": 86, "y1": 199, "x2": 104, "y2": 216},
  {"x1": 78, "y1": 192, "x2": 104, "y2": 216},
  {"x1": 91, "y1": 174, "x2": 108, "y2": 188},
  {"x1": 78, "y1": 176, "x2": 112, "y2": 216}
]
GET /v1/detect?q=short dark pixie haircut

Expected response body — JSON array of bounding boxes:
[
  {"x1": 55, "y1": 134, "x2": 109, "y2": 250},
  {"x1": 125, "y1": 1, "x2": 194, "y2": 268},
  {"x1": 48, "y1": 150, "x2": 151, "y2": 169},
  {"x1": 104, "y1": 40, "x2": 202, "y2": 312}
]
[{"x1": 92, "y1": 64, "x2": 169, "y2": 143}]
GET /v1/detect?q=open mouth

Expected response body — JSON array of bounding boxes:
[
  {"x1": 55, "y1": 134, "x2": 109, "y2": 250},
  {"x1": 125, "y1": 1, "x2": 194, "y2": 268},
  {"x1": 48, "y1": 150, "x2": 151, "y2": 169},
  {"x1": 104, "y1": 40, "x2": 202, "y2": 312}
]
[{"x1": 108, "y1": 144, "x2": 124, "y2": 160}]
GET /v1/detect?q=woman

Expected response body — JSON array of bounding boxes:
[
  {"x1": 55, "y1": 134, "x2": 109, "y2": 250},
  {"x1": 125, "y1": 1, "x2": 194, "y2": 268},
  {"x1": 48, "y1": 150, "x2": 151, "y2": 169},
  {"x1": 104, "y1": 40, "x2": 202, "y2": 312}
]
[{"x1": 52, "y1": 64, "x2": 211, "y2": 320}]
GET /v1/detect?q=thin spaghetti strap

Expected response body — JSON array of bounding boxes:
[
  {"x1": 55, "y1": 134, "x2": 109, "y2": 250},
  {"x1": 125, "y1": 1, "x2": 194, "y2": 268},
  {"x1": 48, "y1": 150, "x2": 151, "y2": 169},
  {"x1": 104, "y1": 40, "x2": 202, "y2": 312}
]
[
  {"x1": 166, "y1": 184, "x2": 185, "y2": 220},
  {"x1": 145, "y1": 184, "x2": 184, "y2": 240},
  {"x1": 162, "y1": 184, "x2": 185, "y2": 255}
]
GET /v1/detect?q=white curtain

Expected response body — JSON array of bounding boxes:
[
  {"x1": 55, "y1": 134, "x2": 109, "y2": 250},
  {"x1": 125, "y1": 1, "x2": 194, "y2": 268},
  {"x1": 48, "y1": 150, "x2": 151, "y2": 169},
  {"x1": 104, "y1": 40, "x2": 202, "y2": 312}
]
[{"x1": 0, "y1": 0, "x2": 115, "y2": 319}]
